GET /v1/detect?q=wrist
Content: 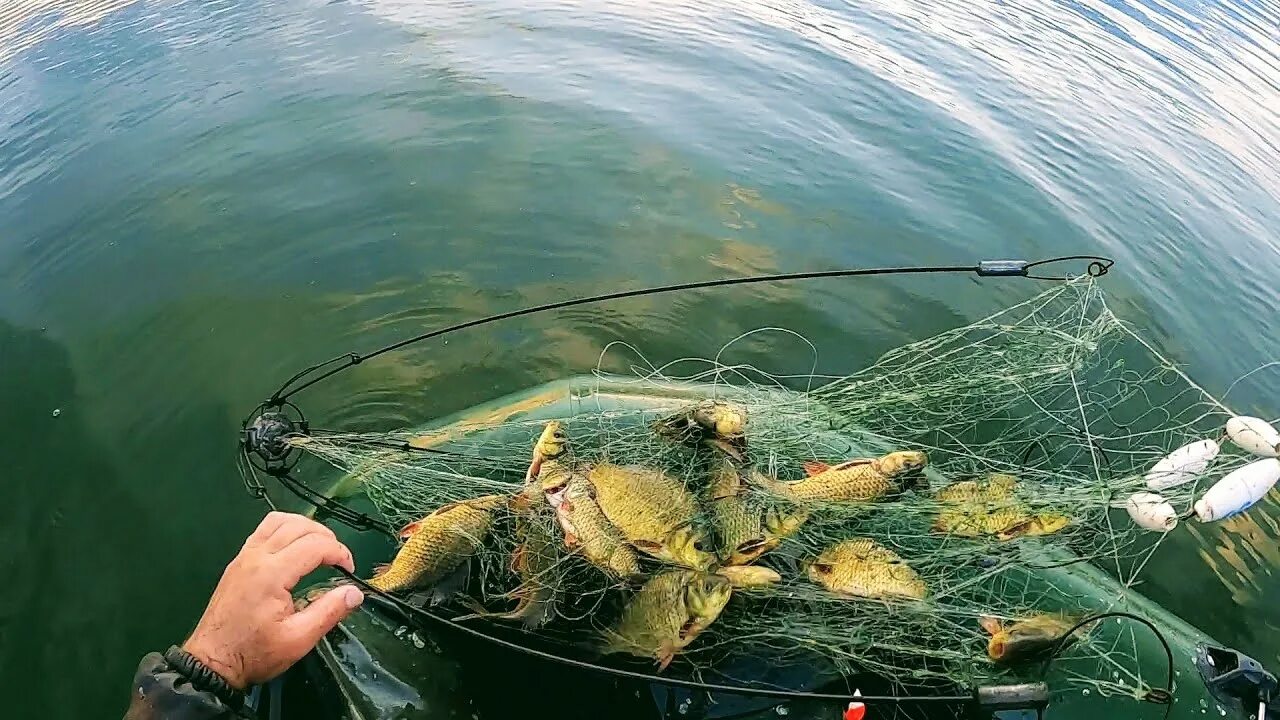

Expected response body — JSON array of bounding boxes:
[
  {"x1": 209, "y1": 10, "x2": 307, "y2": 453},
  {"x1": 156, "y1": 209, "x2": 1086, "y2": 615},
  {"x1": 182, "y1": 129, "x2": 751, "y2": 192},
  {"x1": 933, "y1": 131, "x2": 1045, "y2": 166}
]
[
  {"x1": 181, "y1": 636, "x2": 248, "y2": 690},
  {"x1": 165, "y1": 645, "x2": 247, "y2": 710}
]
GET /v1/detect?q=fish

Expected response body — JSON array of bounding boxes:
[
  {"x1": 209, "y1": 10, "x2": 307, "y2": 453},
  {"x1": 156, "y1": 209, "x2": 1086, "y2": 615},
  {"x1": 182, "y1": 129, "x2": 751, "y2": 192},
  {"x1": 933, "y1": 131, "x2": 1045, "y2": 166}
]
[
  {"x1": 588, "y1": 463, "x2": 717, "y2": 570},
  {"x1": 979, "y1": 614, "x2": 1082, "y2": 665},
  {"x1": 714, "y1": 564, "x2": 781, "y2": 588},
  {"x1": 603, "y1": 570, "x2": 733, "y2": 670},
  {"x1": 368, "y1": 494, "x2": 505, "y2": 594},
  {"x1": 531, "y1": 422, "x2": 641, "y2": 579},
  {"x1": 653, "y1": 400, "x2": 748, "y2": 460},
  {"x1": 807, "y1": 538, "x2": 927, "y2": 600},
  {"x1": 754, "y1": 451, "x2": 928, "y2": 503},
  {"x1": 708, "y1": 459, "x2": 808, "y2": 565},
  {"x1": 935, "y1": 473, "x2": 1017, "y2": 503},
  {"x1": 459, "y1": 485, "x2": 561, "y2": 628},
  {"x1": 933, "y1": 474, "x2": 1069, "y2": 540}
]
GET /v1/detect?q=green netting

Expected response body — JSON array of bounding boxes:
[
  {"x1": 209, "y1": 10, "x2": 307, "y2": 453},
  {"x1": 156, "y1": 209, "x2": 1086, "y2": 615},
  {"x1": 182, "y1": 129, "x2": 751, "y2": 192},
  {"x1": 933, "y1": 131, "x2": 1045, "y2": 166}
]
[{"x1": 288, "y1": 278, "x2": 1264, "y2": 699}]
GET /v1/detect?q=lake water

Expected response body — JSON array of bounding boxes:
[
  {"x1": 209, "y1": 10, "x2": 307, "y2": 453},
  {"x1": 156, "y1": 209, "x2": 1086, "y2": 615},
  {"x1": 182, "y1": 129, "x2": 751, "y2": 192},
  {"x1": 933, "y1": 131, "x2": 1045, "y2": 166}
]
[{"x1": 0, "y1": 0, "x2": 1277, "y2": 717}]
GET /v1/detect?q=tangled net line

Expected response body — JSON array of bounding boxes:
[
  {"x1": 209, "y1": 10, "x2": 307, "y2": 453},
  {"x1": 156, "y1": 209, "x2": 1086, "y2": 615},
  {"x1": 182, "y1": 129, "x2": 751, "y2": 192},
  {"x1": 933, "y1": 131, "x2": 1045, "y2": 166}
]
[{"x1": 290, "y1": 278, "x2": 1260, "y2": 700}]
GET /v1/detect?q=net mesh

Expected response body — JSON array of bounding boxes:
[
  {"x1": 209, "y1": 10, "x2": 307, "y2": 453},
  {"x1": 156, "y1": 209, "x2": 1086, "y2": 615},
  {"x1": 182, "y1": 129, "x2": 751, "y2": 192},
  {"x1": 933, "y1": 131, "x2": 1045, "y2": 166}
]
[{"x1": 289, "y1": 278, "x2": 1263, "y2": 699}]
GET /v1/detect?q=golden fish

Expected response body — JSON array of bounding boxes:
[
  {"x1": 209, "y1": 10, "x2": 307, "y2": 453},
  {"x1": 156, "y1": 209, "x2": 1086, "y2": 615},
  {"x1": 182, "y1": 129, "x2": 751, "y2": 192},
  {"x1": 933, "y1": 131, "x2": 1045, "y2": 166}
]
[
  {"x1": 756, "y1": 451, "x2": 928, "y2": 503},
  {"x1": 708, "y1": 460, "x2": 807, "y2": 565},
  {"x1": 933, "y1": 474, "x2": 1069, "y2": 540},
  {"x1": 653, "y1": 400, "x2": 748, "y2": 460},
  {"x1": 807, "y1": 538, "x2": 927, "y2": 600},
  {"x1": 979, "y1": 614, "x2": 1082, "y2": 665},
  {"x1": 462, "y1": 485, "x2": 560, "y2": 628},
  {"x1": 935, "y1": 473, "x2": 1017, "y2": 503},
  {"x1": 368, "y1": 494, "x2": 504, "y2": 593},
  {"x1": 589, "y1": 463, "x2": 716, "y2": 570},
  {"x1": 531, "y1": 422, "x2": 641, "y2": 579},
  {"x1": 603, "y1": 570, "x2": 733, "y2": 670}
]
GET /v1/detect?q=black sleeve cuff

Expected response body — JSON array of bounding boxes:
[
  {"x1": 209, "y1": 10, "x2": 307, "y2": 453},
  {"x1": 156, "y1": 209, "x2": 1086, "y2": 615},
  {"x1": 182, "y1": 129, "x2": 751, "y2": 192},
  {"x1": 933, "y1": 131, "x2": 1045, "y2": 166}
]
[
  {"x1": 163, "y1": 646, "x2": 246, "y2": 710},
  {"x1": 123, "y1": 651, "x2": 244, "y2": 720}
]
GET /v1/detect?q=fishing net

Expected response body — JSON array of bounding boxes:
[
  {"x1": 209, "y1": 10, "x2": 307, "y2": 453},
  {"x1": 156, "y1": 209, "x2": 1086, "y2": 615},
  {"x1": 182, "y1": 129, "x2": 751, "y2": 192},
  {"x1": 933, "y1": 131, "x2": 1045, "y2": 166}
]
[{"x1": 288, "y1": 278, "x2": 1259, "y2": 700}]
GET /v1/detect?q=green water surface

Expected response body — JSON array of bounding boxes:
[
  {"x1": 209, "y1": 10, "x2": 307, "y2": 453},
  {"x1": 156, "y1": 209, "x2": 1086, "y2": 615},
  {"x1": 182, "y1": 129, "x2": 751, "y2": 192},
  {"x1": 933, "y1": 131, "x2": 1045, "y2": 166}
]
[{"x1": 0, "y1": 0, "x2": 1277, "y2": 717}]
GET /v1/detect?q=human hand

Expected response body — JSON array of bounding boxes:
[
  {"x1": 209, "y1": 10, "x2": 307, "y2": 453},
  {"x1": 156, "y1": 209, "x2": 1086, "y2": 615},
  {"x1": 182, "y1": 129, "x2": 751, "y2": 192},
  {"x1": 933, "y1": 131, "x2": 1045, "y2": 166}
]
[{"x1": 182, "y1": 512, "x2": 364, "y2": 689}]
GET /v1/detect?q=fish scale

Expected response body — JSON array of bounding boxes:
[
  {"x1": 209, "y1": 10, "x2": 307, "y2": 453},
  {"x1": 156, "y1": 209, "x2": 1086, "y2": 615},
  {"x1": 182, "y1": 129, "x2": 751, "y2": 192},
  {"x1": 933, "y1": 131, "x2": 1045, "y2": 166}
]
[
  {"x1": 757, "y1": 451, "x2": 927, "y2": 502},
  {"x1": 707, "y1": 460, "x2": 765, "y2": 563},
  {"x1": 808, "y1": 538, "x2": 927, "y2": 600},
  {"x1": 933, "y1": 474, "x2": 1068, "y2": 539},
  {"x1": 501, "y1": 484, "x2": 561, "y2": 627},
  {"x1": 605, "y1": 570, "x2": 732, "y2": 669},
  {"x1": 368, "y1": 495, "x2": 503, "y2": 593},
  {"x1": 588, "y1": 463, "x2": 715, "y2": 569},
  {"x1": 544, "y1": 459, "x2": 641, "y2": 579}
]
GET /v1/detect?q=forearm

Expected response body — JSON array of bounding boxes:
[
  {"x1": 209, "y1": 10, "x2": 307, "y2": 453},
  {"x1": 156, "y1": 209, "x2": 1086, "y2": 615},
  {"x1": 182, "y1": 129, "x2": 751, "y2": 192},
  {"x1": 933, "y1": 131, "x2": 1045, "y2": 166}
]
[{"x1": 123, "y1": 649, "x2": 245, "y2": 720}]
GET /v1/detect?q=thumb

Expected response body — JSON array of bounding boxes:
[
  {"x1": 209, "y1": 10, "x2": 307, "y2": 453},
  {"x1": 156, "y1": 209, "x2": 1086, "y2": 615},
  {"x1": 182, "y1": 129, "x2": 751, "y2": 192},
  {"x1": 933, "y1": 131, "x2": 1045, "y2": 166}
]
[{"x1": 285, "y1": 585, "x2": 364, "y2": 647}]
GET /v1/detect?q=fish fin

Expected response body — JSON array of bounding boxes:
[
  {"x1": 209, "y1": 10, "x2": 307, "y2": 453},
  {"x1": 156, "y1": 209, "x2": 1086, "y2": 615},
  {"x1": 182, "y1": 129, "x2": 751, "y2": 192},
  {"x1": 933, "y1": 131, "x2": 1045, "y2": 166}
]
[
  {"x1": 397, "y1": 521, "x2": 423, "y2": 540},
  {"x1": 633, "y1": 539, "x2": 663, "y2": 551},
  {"x1": 510, "y1": 543, "x2": 526, "y2": 574},
  {"x1": 563, "y1": 530, "x2": 580, "y2": 548},
  {"x1": 802, "y1": 461, "x2": 831, "y2": 477},
  {"x1": 371, "y1": 563, "x2": 392, "y2": 578},
  {"x1": 979, "y1": 615, "x2": 1004, "y2": 636},
  {"x1": 428, "y1": 501, "x2": 462, "y2": 517},
  {"x1": 708, "y1": 438, "x2": 745, "y2": 462},
  {"x1": 995, "y1": 520, "x2": 1034, "y2": 541},
  {"x1": 678, "y1": 618, "x2": 700, "y2": 644},
  {"x1": 525, "y1": 454, "x2": 544, "y2": 483},
  {"x1": 450, "y1": 594, "x2": 492, "y2": 621},
  {"x1": 830, "y1": 458, "x2": 875, "y2": 471},
  {"x1": 509, "y1": 490, "x2": 533, "y2": 514},
  {"x1": 656, "y1": 644, "x2": 676, "y2": 672},
  {"x1": 402, "y1": 591, "x2": 436, "y2": 608},
  {"x1": 427, "y1": 560, "x2": 472, "y2": 605},
  {"x1": 734, "y1": 538, "x2": 770, "y2": 556}
]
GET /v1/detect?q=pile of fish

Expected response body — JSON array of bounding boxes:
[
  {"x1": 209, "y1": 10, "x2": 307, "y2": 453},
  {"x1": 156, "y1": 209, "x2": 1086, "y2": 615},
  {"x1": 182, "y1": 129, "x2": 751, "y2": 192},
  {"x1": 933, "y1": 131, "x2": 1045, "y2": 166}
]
[{"x1": 362, "y1": 401, "x2": 1086, "y2": 671}]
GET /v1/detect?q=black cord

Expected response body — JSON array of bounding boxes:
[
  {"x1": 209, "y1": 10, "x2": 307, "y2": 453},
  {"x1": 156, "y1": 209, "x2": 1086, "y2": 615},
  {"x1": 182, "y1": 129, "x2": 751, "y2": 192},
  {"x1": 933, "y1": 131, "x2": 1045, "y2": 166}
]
[
  {"x1": 331, "y1": 567, "x2": 973, "y2": 706},
  {"x1": 268, "y1": 256, "x2": 1112, "y2": 403},
  {"x1": 1038, "y1": 611, "x2": 1175, "y2": 720}
]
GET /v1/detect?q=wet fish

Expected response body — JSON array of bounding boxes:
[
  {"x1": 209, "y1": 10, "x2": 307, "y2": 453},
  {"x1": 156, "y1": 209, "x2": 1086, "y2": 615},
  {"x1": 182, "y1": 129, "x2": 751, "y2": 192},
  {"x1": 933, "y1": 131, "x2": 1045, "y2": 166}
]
[
  {"x1": 755, "y1": 451, "x2": 928, "y2": 503},
  {"x1": 807, "y1": 538, "x2": 927, "y2": 600},
  {"x1": 589, "y1": 463, "x2": 716, "y2": 570},
  {"x1": 603, "y1": 570, "x2": 733, "y2": 670},
  {"x1": 934, "y1": 474, "x2": 1069, "y2": 540},
  {"x1": 460, "y1": 485, "x2": 560, "y2": 628},
  {"x1": 979, "y1": 614, "x2": 1082, "y2": 665},
  {"x1": 935, "y1": 473, "x2": 1017, "y2": 503},
  {"x1": 653, "y1": 400, "x2": 748, "y2": 460},
  {"x1": 531, "y1": 422, "x2": 641, "y2": 579},
  {"x1": 368, "y1": 494, "x2": 504, "y2": 593},
  {"x1": 708, "y1": 459, "x2": 807, "y2": 565}
]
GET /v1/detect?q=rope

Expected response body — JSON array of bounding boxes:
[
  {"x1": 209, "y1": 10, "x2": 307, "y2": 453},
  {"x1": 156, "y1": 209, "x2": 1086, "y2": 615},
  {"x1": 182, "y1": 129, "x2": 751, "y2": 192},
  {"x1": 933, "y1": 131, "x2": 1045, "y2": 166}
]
[{"x1": 266, "y1": 255, "x2": 1112, "y2": 403}]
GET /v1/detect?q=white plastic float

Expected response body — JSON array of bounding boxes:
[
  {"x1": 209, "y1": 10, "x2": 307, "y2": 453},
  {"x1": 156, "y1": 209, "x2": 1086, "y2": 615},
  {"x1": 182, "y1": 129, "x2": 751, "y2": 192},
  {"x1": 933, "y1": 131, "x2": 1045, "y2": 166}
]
[
  {"x1": 1193, "y1": 458, "x2": 1280, "y2": 522},
  {"x1": 1225, "y1": 416, "x2": 1280, "y2": 458},
  {"x1": 1125, "y1": 492, "x2": 1178, "y2": 531},
  {"x1": 1145, "y1": 439, "x2": 1220, "y2": 491}
]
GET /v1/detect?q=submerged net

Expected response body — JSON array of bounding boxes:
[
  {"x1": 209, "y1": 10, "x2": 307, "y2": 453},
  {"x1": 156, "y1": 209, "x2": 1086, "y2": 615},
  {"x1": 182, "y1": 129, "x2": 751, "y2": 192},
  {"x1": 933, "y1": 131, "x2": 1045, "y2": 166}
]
[{"x1": 289, "y1": 278, "x2": 1264, "y2": 700}]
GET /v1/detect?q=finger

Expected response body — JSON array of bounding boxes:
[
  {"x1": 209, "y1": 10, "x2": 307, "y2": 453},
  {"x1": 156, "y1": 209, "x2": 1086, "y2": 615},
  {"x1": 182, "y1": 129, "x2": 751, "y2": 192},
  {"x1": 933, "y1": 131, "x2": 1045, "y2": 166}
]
[
  {"x1": 282, "y1": 585, "x2": 364, "y2": 650},
  {"x1": 262, "y1": 515, "x2": 336, "y2": 553},
  {"x1": 246, "y1": 511, "x2": 294, "y2": 547},
  {"x1": 274, "y1": 534, "x2": 356, "y2": 587}
]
